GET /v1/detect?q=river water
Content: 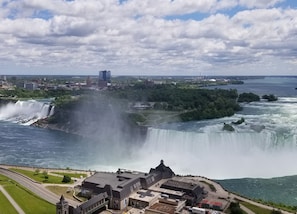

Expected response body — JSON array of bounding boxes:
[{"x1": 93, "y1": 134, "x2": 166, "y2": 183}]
[{"x1": 0, "y1": 76, "x2": 297, "y2": 205}]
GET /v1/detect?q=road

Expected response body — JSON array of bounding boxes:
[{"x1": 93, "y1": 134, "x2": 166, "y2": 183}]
[
  {"x1": 0, "y1": 167, "x2": 81, "y2": 207},
  {"x1": 193, "y1": 176, "x2": 293, "y2": 214}
]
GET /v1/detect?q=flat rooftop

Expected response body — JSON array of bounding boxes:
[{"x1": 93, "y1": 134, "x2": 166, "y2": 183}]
[
  {"x1": 147, "y1": 203, "x2": 176, "y2": 214},
  {"x1": 84, "y1": 169, "x2": 151, "y2": 191},
  {"x1": 148, "y1": 179, "x2": 184, "y2": 197},
  {"x1": 129, "y1": 190, "x2": 160, "y2": 203},
  {"x1": 162, "y1": 179, "x2": 199, "y2": 191}
]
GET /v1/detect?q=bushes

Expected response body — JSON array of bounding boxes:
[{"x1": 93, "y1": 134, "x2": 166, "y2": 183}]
[
  {"x1": 238, "y1": 92, "x2": 260, "y2": 103},
  {"x1": 62, "y1": 175, "x2": 71, "y2": 183},
  {"x1": 262, "y1": 94, "x2": 278, "y2": 101},
  {"x1": 229, "y1": 202, "x2": 244, "y2": 214}
]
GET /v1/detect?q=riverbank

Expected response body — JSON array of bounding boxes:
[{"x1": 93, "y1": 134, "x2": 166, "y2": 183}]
[
  {"x1": 1, "y1": 164, "x2": 295, "y2": 214},
  {"x1": 0, "y1": 164, "x2": 92, "y2": 177}
]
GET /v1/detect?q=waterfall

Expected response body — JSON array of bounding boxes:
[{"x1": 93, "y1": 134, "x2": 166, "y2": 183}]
[
  {"x1": 136, "y1": 127, "x2": 297, "y2": 179},
  {"x1": 0, "y1": 100, "x2": 54, "y2": 125}
]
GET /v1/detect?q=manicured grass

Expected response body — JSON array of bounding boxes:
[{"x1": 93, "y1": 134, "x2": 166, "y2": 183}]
[
  {"x1": 5, "y1": 184, "x2": 55, "y2": 214},
  {"x1": 240, "y1": 201, "x2": 272, "y2": 214},
  {"x1": 9, "y1": 168, "x2": 73, "y2": 184},
  {"x1": 200, "y1": 180, "x2": 217, "y2": 192},
  {"x1": 51, "y1": 171, "x2": 87, "y2": 178},
  {"x1": 0, "y1": 191, "x2": 18, "y2": 214},
  {"x1": 46, "y1": 186, "x2": 74, "y2": 200},
  {"x1": 46, "y1": 186, "x2": 87, "y2": 202},
  {"x1": 255, "y1": 199, "x2": 297, "y2": 213},
  {"x1": 0, "y1": 174, "x2": 55, "y2": 214}
]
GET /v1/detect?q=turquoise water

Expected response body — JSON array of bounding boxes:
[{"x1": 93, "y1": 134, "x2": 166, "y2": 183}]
[{"x1": 216, "y1": 175, "x2": 297, "y2": 206}]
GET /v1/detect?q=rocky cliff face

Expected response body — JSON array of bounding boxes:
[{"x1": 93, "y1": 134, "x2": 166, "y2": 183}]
[
  {"x1": 33, "y1": 97, "x2": 148, "y2": 143},
  {"x1": 0, "y1": 98, "x2": 16, "y2": 106}
]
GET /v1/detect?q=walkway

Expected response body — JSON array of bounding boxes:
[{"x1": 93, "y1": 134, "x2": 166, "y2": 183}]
[
  {"x1": 189, "y1": 176, "x2": 294, "y2": 214},
  {"x1": 0, "y1": 167, "x2": 80, "y2": 207},
  {"x1": 0, "y1": 185, "x2": 25, "y2": 214}
]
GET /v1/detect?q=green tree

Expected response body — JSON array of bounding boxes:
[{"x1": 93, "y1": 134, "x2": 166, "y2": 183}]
[
  {"x1": 62, "y1": 175, "x2": 71, "y2": 183},
  {"x1": 238, "y1": 92, "x2": 260, "y2": 103},
  {"x1": 229, "y1": 202, "x2": 244, "y2": 214},
  {"x1": 34, "y1": 168, "x2": 40, "y2": 175},
  {"x1": 43, "y1": 170, "x2": 49, "y2": 180}
]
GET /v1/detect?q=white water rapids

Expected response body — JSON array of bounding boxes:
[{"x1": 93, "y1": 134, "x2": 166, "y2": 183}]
[
  {"x1": 0, "y1": 97, "x2": 296, "y2": 179},
  {"x1": 126, "y1": 97, "x2": 297, "y2": 179},
  {"x1": 0, "y1": 100, "x2": 54, "y2": 125}
]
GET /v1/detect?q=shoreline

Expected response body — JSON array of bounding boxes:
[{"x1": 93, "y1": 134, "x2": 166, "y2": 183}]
[
  {"x1": 0, "y1": 163, "x2": 93, "y2": 176},
  {"x1": 1, "y1": 163, "x2": 295, "y2": 213}
]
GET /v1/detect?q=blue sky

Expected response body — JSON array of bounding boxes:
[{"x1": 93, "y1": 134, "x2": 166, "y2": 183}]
[{"x1": 0, "y1": 0, "x2": 297, "y2": 76}]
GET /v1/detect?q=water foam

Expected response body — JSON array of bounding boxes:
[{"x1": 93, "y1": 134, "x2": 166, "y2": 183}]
[
  {"x1": 0, "y1": 100, "x2": 54, "y2": 125},
  {"x1": 134, "y1": 98, "x2": 297, "y2": 179},
  {"x1": 133, "y1": 127, "x2": 297, "y2": 179}
]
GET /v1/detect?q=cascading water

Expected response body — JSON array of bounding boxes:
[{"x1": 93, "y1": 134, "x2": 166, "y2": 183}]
[
  {"x1": 0, "y1": 100, "x2": 54, "y2": 125},
  {"x1": 135, "y1": 97, "x2": 297, "y2": 179}
]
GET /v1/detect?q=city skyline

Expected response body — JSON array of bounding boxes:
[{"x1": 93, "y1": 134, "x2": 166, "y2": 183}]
[{"x1": 0, "y1": 0, "x2": 296, "y2": 76}]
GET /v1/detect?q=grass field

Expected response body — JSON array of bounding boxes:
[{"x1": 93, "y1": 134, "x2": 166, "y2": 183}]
[
  {"x1": 0, "y1": 191, "x2": 18, "y2": 214},
  {"x1": 0, "y1": 174, "x2": 55, "y2": 214},
  {"x1": 9, "y1": 168, "x2": 73, "y2": 184},
  {"x1": 46, "y1": 186, "x2": 74, "y2": 200},
  {"x1": 240, "y1": 201, "x2": 273, "y2": 214},
  {"x1": 51, "y1": 171, "x2": 87, "y2": 178}
]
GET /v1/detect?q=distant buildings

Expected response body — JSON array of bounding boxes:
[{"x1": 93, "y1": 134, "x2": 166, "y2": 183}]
[
  {"x1": 98, "y1": 70, "x2": 111, "y2": 88},
  {"x1": 24, "y1": 82, "x2": 38, "y2": 90}
]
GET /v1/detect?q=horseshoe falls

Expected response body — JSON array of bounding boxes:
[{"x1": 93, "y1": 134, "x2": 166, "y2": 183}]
[{"x1": 135, "y1": 96, "x2": 297, "y2": 179}]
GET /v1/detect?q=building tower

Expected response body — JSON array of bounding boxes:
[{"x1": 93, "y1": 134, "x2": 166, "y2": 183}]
[
  {"x1": 98, "y1": 70, "x2": 111, "y2": 88},
  {"x1": 56, "y1": 195, "x2": 69, "y2": 214}
]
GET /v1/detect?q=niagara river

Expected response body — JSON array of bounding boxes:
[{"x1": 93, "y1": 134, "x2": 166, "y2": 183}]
[{"x1": 0, "y1": 76, "x2": 297, "y2": 205}]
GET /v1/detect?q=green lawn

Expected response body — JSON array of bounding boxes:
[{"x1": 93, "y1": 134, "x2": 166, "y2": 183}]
[
  {"x1": 0, "y1": 174, "x2": 55, "y2": 214},
  {"x1": 0, "y1": 191, "x2": 18, "y2": 214},
  {"x1": 5, "y1": 185, "x2": 55, "y2": 214},
  {"x1": 9, "y1": 168, "x2": 73, "y2": 184},
  {"x1": 46, "y1": 186, "x2": 74, "y2": 200},
  {"x1": 240, "y1": 201, "x2": 273, "y2": 214},
  {"x1": 51, "y1": 171, "x2": 87, "y2": 179},
  {"x1": 199, "y1": 180, "x2": 217, "y2": 192}
]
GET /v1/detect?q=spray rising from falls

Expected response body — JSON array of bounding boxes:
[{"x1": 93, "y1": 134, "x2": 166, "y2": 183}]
[
  {"x1": 0, "y1": 100, "x2": 54, "y2": 125},
  {"x1": 134, "y1": 97, "x2": 297, "y2": 179},
  {"x1": 137, "y1": 127, "x2": 297, "y2": 179}
]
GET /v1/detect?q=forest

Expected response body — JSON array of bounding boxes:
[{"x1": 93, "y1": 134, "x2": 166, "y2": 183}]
[{"x1": 1, "y1": 84, "x2": 263, "y2": 125}]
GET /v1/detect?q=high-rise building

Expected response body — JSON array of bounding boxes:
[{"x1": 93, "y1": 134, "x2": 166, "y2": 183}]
[
  {"x1": 99, "y1": 70, "x2": 111, "y2": 82},
  {"x1": 98, "y1": 70, "x2": 111, "y2": 88}
]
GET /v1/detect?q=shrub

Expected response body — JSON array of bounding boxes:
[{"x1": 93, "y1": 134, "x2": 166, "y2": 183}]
[{"x1": 62, "y1": 175, "x2": 71, "y2": 183}]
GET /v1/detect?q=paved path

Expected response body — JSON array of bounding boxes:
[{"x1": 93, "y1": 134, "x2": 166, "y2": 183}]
[
  {"x1": 190, "y1": 176, "x2": 294, "y2": 214},
  {"x1": 0, "y1": 185, "x2": 25, "y2": 214},
  {"x1": 240, "y1": 204, "x2": 255, "y2": 214},
  {"x1": 0, "y1": 167, "x2": 80, "y2": 207}
]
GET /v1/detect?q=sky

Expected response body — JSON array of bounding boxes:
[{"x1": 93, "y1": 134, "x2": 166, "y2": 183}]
[{"x1": 0, "y1": 0, "x2": 296, "y2": 76}]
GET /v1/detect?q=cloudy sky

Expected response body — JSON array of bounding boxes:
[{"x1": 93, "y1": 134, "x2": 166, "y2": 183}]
[{"x1": 0, "y1": 0, "x2": 296, "y2": 76}]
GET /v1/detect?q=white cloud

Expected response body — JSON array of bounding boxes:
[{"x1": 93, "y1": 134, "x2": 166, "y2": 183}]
[
  {"x1": 0, "y1": 0, "x2": 296, "y2": 75},
  {"x1": 238, "y1": 0, "x2": 284, "y2": 9}
]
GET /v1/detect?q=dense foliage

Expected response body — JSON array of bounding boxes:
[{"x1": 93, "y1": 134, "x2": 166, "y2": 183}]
[
  {"x1": 228, "y1": 202, "x2": 244, "y2": 214},
  {"x1": 262, "y1": 94, "x2": 278, "y2": 101},
  {"x1": 237, "y1": 92, "x2": 260, "y2": 103},
  {"x1": 0, "y1": 88, "x2": 82, "y2": 99},
  {"x1": 108, "y1": 84, "x2": 242, "y2": 122},
  {"x1": 62, "y1": 175, "x2": 71, "y2": 183}
]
